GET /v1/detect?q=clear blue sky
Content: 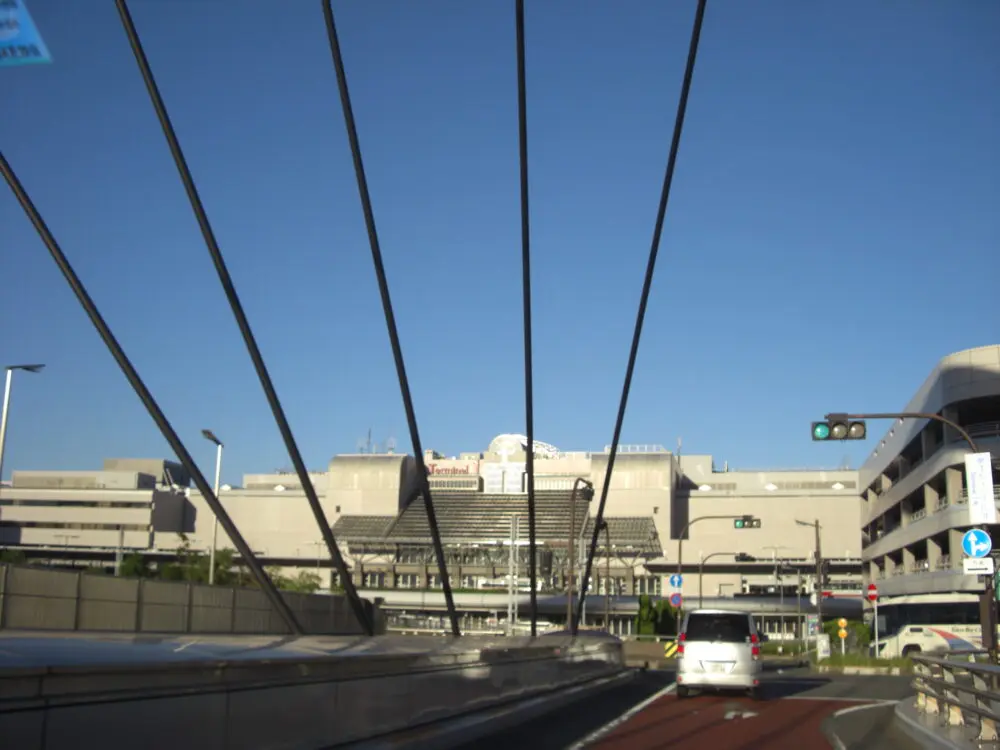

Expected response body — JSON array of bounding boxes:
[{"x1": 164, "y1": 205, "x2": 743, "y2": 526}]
[{"x1": 2, "y1": 0, "x2": 998, "y2": 486}]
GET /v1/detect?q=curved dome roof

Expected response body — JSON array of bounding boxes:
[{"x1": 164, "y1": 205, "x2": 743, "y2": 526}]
[{"x1": 488, "y1": 433, "x2": 560, "y2": 457}]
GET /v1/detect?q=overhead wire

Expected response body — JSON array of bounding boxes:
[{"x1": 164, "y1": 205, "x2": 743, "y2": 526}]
[
  {"x1": 321, "y1": 0, "x2": 461, "y2": 637},
  {"x1": 574, "y1": 0, "x2": 709, "y2": 631},
  {"x1": 514, "y1": 0, "x2": 539, "y2": 636},
  {"x1": 114, "y1": 0, "x2": 373, "y2": 636}
]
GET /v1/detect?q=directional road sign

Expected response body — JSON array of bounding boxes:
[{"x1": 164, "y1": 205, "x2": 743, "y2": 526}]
[
  {"x1": 669, "y1": 592, "x2": 682, "y2": 608},
  {"x1": 962, "y1": 529, "x2": 993, "y2": 559},
  {"x1": 669, "y1": 574, "x2": 683, "y2": 588}
]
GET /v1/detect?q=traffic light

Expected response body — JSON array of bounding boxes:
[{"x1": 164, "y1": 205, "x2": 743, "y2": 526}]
[
  {"x1": 734, "y1": 515, "x2": 761, "y2": 530},
  {"x1": 735, "y1": 553, "x2": 756, "y2": 562},
  {"x1": 811, "y1": 414, "x2": 866, "y2": 441}
]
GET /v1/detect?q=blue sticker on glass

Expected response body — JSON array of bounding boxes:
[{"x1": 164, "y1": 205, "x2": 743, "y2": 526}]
[{"x1": 0, "y1": 0, "x2": 52, "y2": 67}]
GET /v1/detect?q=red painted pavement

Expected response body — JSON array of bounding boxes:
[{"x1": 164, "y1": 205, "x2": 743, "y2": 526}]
[{"x1": 590, "y1": 694, "x2": 863, "y2": 749}]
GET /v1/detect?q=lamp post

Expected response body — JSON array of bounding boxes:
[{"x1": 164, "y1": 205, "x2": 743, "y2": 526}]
[
  {"x1": 201, "y1": 429, "x2": 224, "y2": 585},
  {"x1": 764, "y1": 544, "x2": 794, "y2": 643},
  {"x1": 0, "y1": 364, "x2": 45, "y2": 499},
  {"x1": 795, "y1": 519, "x2": 823, "y2": 636},
  {"x1": 566, "y1": 478, "x2": 594, "y2": 632},
  {"x1": 599, "y1": 520, "x2": 611, "y2": 630}
]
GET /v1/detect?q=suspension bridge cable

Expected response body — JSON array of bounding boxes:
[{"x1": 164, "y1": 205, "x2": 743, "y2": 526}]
[
  {"x1": 0, "y1": 150, "x2": 304, "y2": 636},
  {"x1": 574, "y1": 0, "x2": 709, "y2": 631},
  {"x1": 115, "y1": 0, "x2": 373, "y2": 636},
  {"x1": 321, "y1": 0, "x2": 461, "y2": 637},
  {"x1": 515, "y1": 0, "x2": 539, "y2": 637}
]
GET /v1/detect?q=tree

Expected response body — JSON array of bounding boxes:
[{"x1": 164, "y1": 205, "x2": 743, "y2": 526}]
[
  {"x1": 120, "y1": 553, "x2": 152, "y2": 579},
  {"x1": 0, "y1": 549, "x2": 27, "y2": 565},
  {"x1": 285, "y1": 571, "x2": 322, "y2": 594}
]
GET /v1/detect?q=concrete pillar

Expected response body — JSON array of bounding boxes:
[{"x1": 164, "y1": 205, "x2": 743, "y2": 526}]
[
  {"x1": 945, "y1": 467, "x2": 963, "y2": 507},
  {"x1": 902, "y1": 547, "x2": 915, "y2": 574},
  {"x1": 924, "y1": 483, "x2": 940, "y2": 514},
  {"x1": 948, "y1": 529, "x2": 965, "y2": 568},
  {"x1": 927, "y1": 537, "x2": 942, "y2": 569}
]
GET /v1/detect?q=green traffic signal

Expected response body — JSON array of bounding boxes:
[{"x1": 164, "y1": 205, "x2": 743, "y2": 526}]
[
  {"x1": 735, "y1": 519, "x2": 744, "y2": 529},
  {"x1": 811, "y1": 419, "x2": 866, "y2": 441},
  {"x1": 812, "y1": 422, "x2": 831, "y2": 440}
]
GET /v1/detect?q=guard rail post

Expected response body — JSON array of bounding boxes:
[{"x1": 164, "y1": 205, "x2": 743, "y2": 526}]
[{"x1": 911, "y1": 651, "x2": 1000, "y2": 743}]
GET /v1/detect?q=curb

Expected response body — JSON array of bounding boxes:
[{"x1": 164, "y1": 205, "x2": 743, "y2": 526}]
[
  {"x1": 820, "y1": 700, "x2": 898, "y2": 750},
  {"x1": 893, "y1": 698, "x2": 968, "y2": 750}
]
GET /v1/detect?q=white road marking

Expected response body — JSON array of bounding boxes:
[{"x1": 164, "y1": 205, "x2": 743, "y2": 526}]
[{"x1": 563, "y1": 680, "x2": 677, "y2": 750}]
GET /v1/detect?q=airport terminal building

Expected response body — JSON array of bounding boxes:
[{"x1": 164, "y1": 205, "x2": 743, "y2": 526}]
[{"x1": 0, "y1": 431, "x2": 863, "y2": 626}]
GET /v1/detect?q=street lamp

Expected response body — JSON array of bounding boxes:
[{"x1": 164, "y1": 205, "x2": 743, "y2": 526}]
[
  {"x1": 201, "y1": 429, "x2": 224, "y2": 585},
  {"x1": 566, "y1": 478, "x2": 594, "y2": 632},
  {"x1": 795, "y1": 519, "x2": 823, "y2": 635},
  {"x1": 0, "y1": 364, "x2": 45, "y2": 497},
  {"x1": 599, "y1": 520, "x2": 611, "y2": 630},
  {"x1": 764, "y1": 544, "x2": 794, "y2": 643}
]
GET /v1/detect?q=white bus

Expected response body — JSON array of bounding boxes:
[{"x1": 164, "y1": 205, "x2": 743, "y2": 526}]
[{"x1": 871, "y1": 592, "x2": 989, "y2": 658}]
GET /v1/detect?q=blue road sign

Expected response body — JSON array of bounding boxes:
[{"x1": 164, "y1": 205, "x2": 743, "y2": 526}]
[
  {"x1": 669, "y1": 574, "x2": 683, "y2": 588},
  {"x1": 669, "y1": 593, "x2": 683, "y2": 607},
  {"x1": 962, "y1": 529, "x2": 993, "y2": 559},
  {"x1": 1, "y1": 0, "x2": 52, "y2": 67}
]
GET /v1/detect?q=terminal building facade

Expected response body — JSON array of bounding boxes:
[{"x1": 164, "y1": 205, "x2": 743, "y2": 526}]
[
  {"x1": 0, "y1": 432, "x2": 863, "y2": 631},
  {"x1": 859, "y1": 345, "x2": 1000, "y2": 599}
]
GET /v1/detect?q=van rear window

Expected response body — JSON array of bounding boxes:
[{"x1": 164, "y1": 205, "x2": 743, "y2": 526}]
[{"x1": 685, "y1": 613, "x2": 752, "y2": 643}]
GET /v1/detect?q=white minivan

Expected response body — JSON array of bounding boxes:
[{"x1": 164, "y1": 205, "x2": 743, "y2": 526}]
[{"x1": 676, "y1": 609, "x2": 764, "y2": 699}]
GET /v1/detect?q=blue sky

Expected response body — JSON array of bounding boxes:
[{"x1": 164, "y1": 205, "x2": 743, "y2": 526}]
[{"x1": 2, "y1": 0, "x2": 998, "y2": 486}]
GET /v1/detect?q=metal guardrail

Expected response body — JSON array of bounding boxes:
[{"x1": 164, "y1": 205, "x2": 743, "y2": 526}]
[{"x1": 912, "y1": 651, "x2": 1000, "y2": 743}]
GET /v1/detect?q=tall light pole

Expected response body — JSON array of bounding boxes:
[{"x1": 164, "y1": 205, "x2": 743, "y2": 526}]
[
  {"x1": 764, "y1": 544, "x2": 794, "y2": 643},
  {"x1": 795, "y1": 519, "x2": 823, "y2": 635},
  {"x1": 0, "y1": 364, "x2": 45, "y2": 499},
  {"x1": 566, "y1": 478, "x2": 594, "y2": 632},
  {"x1": 201, "y1": 429, "x2": 224, "y2": 585}
]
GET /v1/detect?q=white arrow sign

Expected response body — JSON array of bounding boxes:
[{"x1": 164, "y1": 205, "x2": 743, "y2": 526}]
[{"x1": 724, "y1": 710, "x2": 759, "y2": 720}]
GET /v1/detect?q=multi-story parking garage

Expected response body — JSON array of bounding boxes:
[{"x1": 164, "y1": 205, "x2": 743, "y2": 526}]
[{"x1": 860, "y1": 345, "x2": 1000, "y2": 598}]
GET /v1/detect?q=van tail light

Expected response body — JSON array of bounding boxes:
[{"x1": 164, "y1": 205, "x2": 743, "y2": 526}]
[
  {"x1": 677, "y1": 632, "x2": 686, "y2": 655},
  {"x1": 751, "y1": 645, "x2": 760, "y2": 658},
  {"x1": 750, "y1": 634, "x2": 759, "y2": 644}
]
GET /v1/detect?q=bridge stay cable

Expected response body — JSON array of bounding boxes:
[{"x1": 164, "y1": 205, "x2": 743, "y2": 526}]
[
  {"x1": 514, "y1": 0, "x2": 539, "y2": 636},
  {"x1": 321, "y1": 0, "x2": 461, "y2": 637},
  {"x1": 114, "y1": 0, "x2": 374, "y2": 636},
  {"x1": 573, "y1": 0, "x2": 709, "y2": 633},
  {"x1": 0, "y1": 150, "x2": 304, "y2": 636}
]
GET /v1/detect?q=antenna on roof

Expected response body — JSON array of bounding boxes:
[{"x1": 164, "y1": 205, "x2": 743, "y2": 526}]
[{"x1": 386, "y1": 434, "x2": 397, "y2": 454}]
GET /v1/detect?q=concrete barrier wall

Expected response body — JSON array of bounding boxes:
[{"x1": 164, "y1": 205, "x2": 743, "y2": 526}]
[
  {"x1": 0, "y1": 564, "x2": 382, "y2": 636},
  {"x1": 0, "y1": 636, "x2": 624, "y2": 750}
]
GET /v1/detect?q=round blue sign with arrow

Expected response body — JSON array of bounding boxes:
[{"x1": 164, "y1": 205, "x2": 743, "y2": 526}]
[
  {"x1": 669, "y1": 574, "x2": 683, "y2": 588},
  {"x1": 963, "y1": 529, "x2": 993, "y2": 559}
]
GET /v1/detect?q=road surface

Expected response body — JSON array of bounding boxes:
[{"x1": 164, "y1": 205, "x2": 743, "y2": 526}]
[{"x1": 474, "y1": 666, "x2": 919, "y2": 750}]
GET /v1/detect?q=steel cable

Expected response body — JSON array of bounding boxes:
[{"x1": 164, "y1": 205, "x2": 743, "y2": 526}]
[
  {"x1": 115, "y1": 0, "x2": 373, "y2": 636},
  {"x1": 514, "y1": 0, "x2": 539, "y2": 637},
  {"x1": 321, "y1": 0, "x2": 460, "y2": 637},
  {"x1": 0, "y1": 150, "x2": 303, "y2": 635},
  {"x1": 574, "y1": 0, "x2": 709, "y2": 631}
]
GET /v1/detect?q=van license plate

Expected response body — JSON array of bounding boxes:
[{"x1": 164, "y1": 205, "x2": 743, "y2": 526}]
[{"x1": 709, "y1": 662, "x2": 728, "y2": 673}]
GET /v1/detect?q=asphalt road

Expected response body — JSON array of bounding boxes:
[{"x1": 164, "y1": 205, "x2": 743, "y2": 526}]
[{"x1": 471, "y1": 666, "x2": 921, "y2": 750}]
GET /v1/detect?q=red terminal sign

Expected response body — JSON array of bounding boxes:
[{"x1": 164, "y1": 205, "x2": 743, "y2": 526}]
[
  {"x1": 867, "y1": 583, "x2": 878, "y2": 602},
  {"x1": 427, "y1": 464, "x2": 477, "y2": 476}
]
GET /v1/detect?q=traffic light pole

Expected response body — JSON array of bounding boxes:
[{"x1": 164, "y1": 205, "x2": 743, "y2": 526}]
[
  {"x1": 824, "y1": 411, "x2": 993, "y2": 661},
  {"x1": 698, "y1": 551, "x2": 744, "y2": 608},
  {"x1": 824, "y1": 412, "x2": 980, "y2": 454},
  {"x1": 676, "y1": 515, "x2": 747, "y2": 631}
]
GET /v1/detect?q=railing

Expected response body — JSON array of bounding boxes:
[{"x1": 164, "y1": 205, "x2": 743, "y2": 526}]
[{"x1": 912, "y1": 651, "x2": 1000, "y2": 743}]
